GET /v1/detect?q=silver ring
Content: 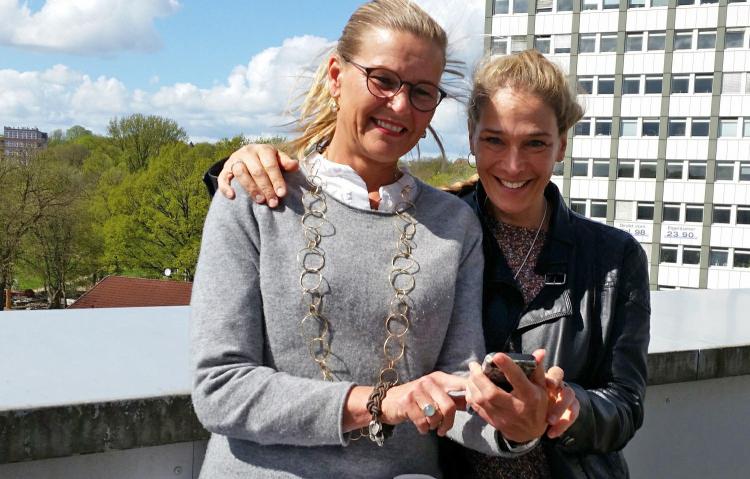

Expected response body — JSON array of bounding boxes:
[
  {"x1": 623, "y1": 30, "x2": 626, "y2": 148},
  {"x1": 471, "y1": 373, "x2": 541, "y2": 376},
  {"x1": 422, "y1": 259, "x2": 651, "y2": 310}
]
[
  {"x1": 422, "y1": 403, "x2": 437, "y2": 418},
  {"x1": 229, "y1": 161, "x2": 242, "y2": 174}
]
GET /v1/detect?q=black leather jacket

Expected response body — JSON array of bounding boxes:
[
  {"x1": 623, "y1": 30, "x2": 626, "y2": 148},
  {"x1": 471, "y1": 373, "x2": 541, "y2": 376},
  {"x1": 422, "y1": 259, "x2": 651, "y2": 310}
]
[{"x1": 463, "y1": 181, "x2": 650, "y2": 479}]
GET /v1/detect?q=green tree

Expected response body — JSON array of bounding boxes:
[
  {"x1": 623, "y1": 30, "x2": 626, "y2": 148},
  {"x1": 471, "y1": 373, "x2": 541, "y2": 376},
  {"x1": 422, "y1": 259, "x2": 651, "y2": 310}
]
[
  {"x1": 101, "y1": 142, "x2": 216, "y2": 280},
  {"x1": 20, "y1": 147, "x2": 101, "y2": 308},
  {"x1": 0, "y1": 155, "x2": 78, "y2": 308},
  {"x1": 107, "y1": 114, "x2": 188, "y2": 172},
  {"x1": 66, "y1": 125, "x2": 93, "y2": 142}
]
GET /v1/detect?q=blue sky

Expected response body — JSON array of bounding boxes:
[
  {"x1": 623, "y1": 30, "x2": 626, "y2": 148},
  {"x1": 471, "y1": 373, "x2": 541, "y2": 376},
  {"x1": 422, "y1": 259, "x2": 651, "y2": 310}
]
[{"x1": 0, "y1": 0, "x2": 484, "y2": 156}]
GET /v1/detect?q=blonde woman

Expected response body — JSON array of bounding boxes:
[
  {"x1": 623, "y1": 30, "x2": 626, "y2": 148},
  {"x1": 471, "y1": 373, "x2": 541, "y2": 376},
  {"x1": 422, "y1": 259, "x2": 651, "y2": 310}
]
[
  {"x1": 214, "y1": 50, "x2": 649, "y2": 479},
  {"x1": 191, "y1": 3, "x2": 565, "y2": 478}
]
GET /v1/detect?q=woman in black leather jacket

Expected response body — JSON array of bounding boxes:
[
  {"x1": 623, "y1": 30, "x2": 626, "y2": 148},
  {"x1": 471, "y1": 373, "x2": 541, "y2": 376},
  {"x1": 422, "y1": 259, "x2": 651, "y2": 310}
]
[{"x1": 206, "y1": 50, "x2": 649, "y2": 479}]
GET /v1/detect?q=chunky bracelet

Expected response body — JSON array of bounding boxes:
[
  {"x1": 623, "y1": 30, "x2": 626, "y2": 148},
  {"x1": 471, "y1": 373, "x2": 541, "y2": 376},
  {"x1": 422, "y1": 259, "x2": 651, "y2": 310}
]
[{"x1": 365, "y1": 381, "x2": 395, "y2": 446}]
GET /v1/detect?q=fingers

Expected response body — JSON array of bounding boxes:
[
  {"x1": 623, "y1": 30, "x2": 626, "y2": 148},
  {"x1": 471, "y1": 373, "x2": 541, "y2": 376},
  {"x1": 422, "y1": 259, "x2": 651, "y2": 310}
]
[
  {"x1": 529, "y1": 349, "x2": 547, "y2": 387},
  {"x1": 547, "y1": 386, "x2": 580, "y2": 439},
  {"x1": 381, "y1": 373, "x2": 466, "y2": 437},
  {"x1": 218, "y1": 166, "x2": 236, "y2": 199},
  {"x1": 222, "y1": 145, "x2": 292, "y2": 207},
  {"x1": 545, "y1": 366, "x2": 565, "y2": 391}
]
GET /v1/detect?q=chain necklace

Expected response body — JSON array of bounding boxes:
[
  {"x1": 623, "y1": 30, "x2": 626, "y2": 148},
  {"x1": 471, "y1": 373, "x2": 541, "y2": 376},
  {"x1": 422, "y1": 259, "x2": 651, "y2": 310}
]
[
  {"x1": 298, "y1": 155, "x2": 419, "y2": 441},
  {"x1": 512, "y1": 200, "x2": 548, "y2": 281}
]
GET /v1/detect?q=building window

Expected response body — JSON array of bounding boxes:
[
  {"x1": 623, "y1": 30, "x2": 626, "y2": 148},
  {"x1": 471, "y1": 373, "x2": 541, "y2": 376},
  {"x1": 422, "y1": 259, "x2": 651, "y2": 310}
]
[
  {"x1": 537, "y1": 0, "x2": 553, "y2": 11},
  {"x1": 683, "y1": 247, "x2": 701, "y2": 265},
  {"x1": 626, "y1": 33, "x2": 643, "y2": 52},
  {"x1": 557, "y1": 0, "x2": 573, "y2": 11},
  {"x1": 666, "y1": 161, "x2": 684, "y2": 179},
  {"x1": 735, "y1": 250, "x2": 750, "y2": 268},
  {"x1": 744, "y1": 119, "x2": 750, "y2": 137},
  {"x1": 600, "y1": 34, "x2": 618, "y2": 53},
  {"x1": 674, "y1": 31, "x2": 693, "y2": 50},
  {"x1": 603, "y1": 0, "x2": 619, "y2": 8},
  {"x1": 593, "y1": 160, "x2": 609, "y2": 177},
  {"x1": 660, "y1": 245, "x2": 678, "y2": 263},
  {"x1": 628, "y1": 0, "x2": 646, "y2": 6},
  {"x1": 677, "y1": 0, "x2": 694, "y2": 4},
  {"x1": 694, "y1": 75, "x2": 713, "y2": 94},
  {"x1": 715, "y1": 162, "x2": 735, "y2": 181},
  {"x1": 691, "y1": 118, "x2": 710, "y2": 137},
  {"x1": 621, "y1": 118, "x2": 638, "y2": 136},
  {"x1": 637, "y1": 202, "x2": 654, "y2": 220},
  {"x1": 494, "y1": 0, "x2": 509, "y2": 14},
  {"x1": 709, "y1": 248, "x2": 728, "y2": 267},
  {"x1": 671, "y1": 75, "x2": 690, "y2": 94},
  {"x1": 697, "y1": 30, "x2": 716, "y2": 49},
  {"x1": 723, "y1": 73, "x2": 742, "y2": 94},
  {"x1": 663, "y1": 203, "x2": 681, "y2": 222},
  {"x1": 575, "y1": 119, "x2": 591, "y2": 136},
  {"x1": 642, "y1": 119, "x2": 660, "y2": 137},
  {"x1": 688, "y1": 161, "x2": 707, "y2": 180},
  {"x1": 645, "y1": 76, "x2": 663, "y2": 94},
  {"x1": 514, "y1": 0, "x2": 530, "y2": 13},
  {"x1": 571, "y1": 200, "x2": 587, "y2": 215},
  {"x1": 668, "y1": 118, "x2": 687, "y2": 137},
  {"x1": 640, "y1": 161, "x2": 657, "y2": 179},
  {"x1": 713, "y1": 205, "x2": 732, "y2": 224},
  {"x1": 618, "y1": 160, "x2": 635, "y2": 178},
  {"x1": 552, "y1": 161, "x2": 564, "y2": 176},
  {"x1": 598, "y1": 76, "x2": 615, "y2": 94},
  {"x1": 491, "y1": 36, "x2": 509, "y2": 54},
  {"x1": 595, "y1": 119, "x2": 612, "y2": 136},
  {"x1": 511, "y1": 36, "x2": 527, "y2": 53},
  {"x1": 554, "y1": 34, "x2": 571, "y2": 53},
  {"x1": 719, "y1": 118, "x2": 738, "y2": 138},
  {"x1": 580, "y1": 34, "x2": 596, "y2": 53},
  {"x1": 741, "y1": 163, "x2": 750, "y2": 181},
  {"x1": 623, "y1": 76, "x2": 640, "y2": 94},
  {"x1": 582, "y1": 0, "x2": 598, "y2": 10},
  {"x1": 685, "y1": 204, "x2": 704, "y2": 223},
  {"x1": 725, "y1": 29, "x2": 745, "y2": 49},
  {"x1": 577, "y1": 76, "x2": 593, "y2": 94},
  {"x1": 591, "y1": 201, "x2": 608, "y2": 218},
  {"x1": 647, "y1": 31, "x2": 666, "y2": 51},
  {"x1": 572, "y1": 159, "x2": 589, "y2": 176},
  {"x1": 738, "y1": 207, "x2": 750, "y2": 225},
  {"x1": 535, "y1": 35, "x2": 551, "y2": 54}
]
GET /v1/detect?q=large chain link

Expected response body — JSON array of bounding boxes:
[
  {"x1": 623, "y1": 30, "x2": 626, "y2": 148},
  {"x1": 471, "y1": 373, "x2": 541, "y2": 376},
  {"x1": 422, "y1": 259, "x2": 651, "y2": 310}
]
[{"x1": 298, "y1": 157, "x2": 419, "y2": 443}]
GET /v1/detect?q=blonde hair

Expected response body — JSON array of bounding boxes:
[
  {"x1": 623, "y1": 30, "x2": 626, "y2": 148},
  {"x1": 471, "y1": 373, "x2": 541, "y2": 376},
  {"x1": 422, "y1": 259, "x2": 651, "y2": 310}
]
[
  {"x1": 286, "y1": 0, "x2": 450, "y2": 159},
  {"x1": 467, "y1": 49, "x2": 584, "y2": 135}
]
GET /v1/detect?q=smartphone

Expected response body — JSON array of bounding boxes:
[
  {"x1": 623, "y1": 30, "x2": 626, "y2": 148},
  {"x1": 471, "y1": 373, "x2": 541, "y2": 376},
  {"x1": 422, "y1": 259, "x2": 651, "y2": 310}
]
[{"x1": 481, "y1": 352, "x2": 536, "y2": 392}]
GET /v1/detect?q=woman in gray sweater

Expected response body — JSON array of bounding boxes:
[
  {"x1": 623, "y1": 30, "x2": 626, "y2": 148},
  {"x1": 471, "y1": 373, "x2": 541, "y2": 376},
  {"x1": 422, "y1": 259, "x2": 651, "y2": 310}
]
[{"x1": 191, "y1": 1, "x2": 558, "y2": 477}]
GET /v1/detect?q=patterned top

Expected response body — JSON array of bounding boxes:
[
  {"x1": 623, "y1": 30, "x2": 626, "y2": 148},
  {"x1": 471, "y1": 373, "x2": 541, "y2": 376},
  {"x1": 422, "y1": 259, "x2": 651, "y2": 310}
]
[{"x1": 461, "y1": 211, "x2": 552, "y2": 479}]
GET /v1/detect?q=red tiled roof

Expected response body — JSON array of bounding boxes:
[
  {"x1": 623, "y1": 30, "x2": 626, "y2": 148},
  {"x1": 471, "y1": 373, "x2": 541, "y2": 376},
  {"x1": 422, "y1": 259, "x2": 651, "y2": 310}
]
[{"x1": 68, "y1": 275, "x2": 192, "y2": 309}]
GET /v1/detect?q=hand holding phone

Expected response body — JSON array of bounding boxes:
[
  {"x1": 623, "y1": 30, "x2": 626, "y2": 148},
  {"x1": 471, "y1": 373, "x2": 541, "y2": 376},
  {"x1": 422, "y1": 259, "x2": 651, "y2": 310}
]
[{"x1": 481, "y1": 352, "x2": 537, "y2": 392}]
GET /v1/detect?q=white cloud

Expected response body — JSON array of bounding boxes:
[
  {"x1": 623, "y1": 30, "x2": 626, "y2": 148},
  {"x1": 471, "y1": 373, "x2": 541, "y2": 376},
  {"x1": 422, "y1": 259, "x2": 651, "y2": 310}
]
[
  {"x1": 0, "y1": 0, "x2": 486, "y2": 156},
  {"x1": 0, "y1": 0, "x2": 180, "y2": 55}
]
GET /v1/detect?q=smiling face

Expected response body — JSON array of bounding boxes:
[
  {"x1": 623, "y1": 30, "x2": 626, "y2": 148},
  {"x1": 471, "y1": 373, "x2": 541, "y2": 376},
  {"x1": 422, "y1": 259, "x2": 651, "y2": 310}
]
[
  {"x1": 326, "y1": 28, "x2": 444, "y2": 175},
  {"x1": 471, "y1": 87, "x2": 567, "y2": 229}
]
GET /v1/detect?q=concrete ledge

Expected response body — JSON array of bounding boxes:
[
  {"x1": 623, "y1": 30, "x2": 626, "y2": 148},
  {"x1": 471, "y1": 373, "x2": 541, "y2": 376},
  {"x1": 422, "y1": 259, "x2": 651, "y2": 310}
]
[
  {"x1": 0, "y1": 396, "x2": 208, "y2": 464},
  {"x1": 3, "y1": 344, "x2": 750, "y2": 464},
  {"x1": 647, "y1": 345, "x2": 750, "y2": 385}
]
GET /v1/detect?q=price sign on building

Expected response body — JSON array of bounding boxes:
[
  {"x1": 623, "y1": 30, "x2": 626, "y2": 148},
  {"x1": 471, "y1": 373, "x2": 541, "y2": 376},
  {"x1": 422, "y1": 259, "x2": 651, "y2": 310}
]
[
  {"x1": 615, "y1": 221, "x2": 653, "y2": 243},
  {"x1": 660, "y1": 224, "x2": 702, "y2": 246}
]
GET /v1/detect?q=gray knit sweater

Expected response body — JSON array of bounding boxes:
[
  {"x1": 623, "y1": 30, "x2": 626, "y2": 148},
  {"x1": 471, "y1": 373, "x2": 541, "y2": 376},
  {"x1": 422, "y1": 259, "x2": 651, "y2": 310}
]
[{"x1": 191, "y1": 168, "x2": 496, "y2": 478}]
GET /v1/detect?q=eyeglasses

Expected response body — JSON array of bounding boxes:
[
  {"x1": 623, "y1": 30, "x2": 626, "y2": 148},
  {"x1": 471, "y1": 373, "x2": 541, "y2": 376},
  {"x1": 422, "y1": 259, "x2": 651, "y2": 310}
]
[{"x1": 346, "y1": 59, "x2": 447, "y2": 112}]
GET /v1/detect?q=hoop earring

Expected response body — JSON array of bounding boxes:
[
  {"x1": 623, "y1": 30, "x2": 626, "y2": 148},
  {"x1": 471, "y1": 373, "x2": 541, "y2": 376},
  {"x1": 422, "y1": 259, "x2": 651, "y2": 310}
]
[
  {"x1": 467, "y1": 152, "x2": 476, "y2": 168},
  {"x1": 420, "y1": 130, "x2": 427, "y2": 139},
  {"x1": 329, "y1": 98, "x2": 339, "y2": 113}
]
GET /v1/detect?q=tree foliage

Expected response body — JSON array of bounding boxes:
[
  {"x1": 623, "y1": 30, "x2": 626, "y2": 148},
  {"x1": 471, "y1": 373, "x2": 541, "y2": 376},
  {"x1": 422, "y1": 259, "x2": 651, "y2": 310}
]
[{"x1": 107, "y1": 114, "x2": 188, "y2": 172}]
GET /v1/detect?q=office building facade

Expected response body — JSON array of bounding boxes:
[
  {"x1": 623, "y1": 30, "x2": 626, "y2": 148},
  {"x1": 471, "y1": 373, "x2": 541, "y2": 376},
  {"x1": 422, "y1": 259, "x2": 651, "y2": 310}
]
[
  {"x1": 2, "y1": 127, "x2": 48, "y2": 159},
  {"x1": 485, "y1": 0, "x2": 750, "y2": 289}
]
